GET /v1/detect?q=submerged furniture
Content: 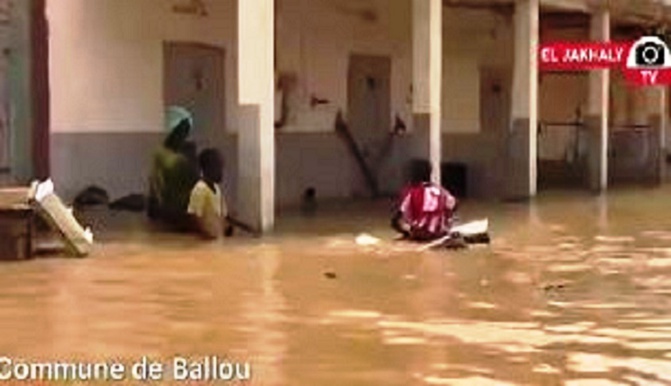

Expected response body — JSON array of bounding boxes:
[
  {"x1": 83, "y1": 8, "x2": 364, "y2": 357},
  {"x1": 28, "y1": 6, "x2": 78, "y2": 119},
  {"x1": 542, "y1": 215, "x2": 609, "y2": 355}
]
[
  {"x1": 0, "y1": 188, "x2": 34, "y2": 260},
  {"x1": 29, "y1": 179, "x2": 93, "y2": 257},
  {"x1": 0, "y1": 180, "x2": 94, "y2": 260}
]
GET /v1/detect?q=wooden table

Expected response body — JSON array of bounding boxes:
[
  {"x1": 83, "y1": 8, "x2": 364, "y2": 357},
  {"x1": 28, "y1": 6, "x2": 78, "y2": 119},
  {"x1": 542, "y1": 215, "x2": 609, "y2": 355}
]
[{"x1": 0, "y1": 188, "x2": 34, "y2": 260}]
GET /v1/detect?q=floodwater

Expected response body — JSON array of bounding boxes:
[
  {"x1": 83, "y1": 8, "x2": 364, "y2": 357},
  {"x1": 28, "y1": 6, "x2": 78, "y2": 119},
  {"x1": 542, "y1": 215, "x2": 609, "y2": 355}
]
[{"x1": 3, "y1": 187, "x2": 671, "y2": 385}]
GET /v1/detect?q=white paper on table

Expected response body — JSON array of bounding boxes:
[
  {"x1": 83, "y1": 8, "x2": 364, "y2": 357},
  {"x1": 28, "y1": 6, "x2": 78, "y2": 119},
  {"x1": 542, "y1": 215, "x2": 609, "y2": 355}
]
[{"x1": 33, "y1": 178, "x2": 54, "y2": 202}]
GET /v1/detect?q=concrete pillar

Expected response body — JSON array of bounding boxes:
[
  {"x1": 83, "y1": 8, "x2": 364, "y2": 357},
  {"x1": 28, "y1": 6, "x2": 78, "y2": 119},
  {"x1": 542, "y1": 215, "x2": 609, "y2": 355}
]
[
  {"x1": 237, "y1": 0, "x2": 275, "y2": 232},
  {"x1": 507, "y1": 0, "x2": 539, "y2": 200},
  {"x1": 8, "y1": 0, "x2": 32, "y2": 182},
  {"x1": 412, "y1": 0, "x2": 442, "y2": 184},
  {"x1": 30, "y1": 0, "x2": 49, "y2": 180},
  {"x1": 647, "y1": 86, "x2": 667, "y2": 185},
  {"x1": 585, "y1": 7, "x2": 610, "y2": 192}
]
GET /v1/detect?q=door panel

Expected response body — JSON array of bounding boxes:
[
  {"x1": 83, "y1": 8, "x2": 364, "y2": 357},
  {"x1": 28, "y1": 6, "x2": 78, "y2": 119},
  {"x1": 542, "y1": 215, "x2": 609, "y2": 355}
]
[{"x1": 163, "y1": 42, "x2": 226, "y2": 153}]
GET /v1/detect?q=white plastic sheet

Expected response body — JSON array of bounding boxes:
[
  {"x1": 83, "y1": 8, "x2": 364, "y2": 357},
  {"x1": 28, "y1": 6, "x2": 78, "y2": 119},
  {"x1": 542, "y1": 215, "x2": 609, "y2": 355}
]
[{"x1": 30, "y1": 179, "x2": 93, "y2": 257}]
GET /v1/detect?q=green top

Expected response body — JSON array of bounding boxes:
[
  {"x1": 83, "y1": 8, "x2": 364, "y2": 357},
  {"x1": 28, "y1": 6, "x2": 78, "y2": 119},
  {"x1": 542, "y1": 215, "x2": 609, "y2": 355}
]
[{"x1": 149, "y1": 146, "x2": 199, "y2": 217}]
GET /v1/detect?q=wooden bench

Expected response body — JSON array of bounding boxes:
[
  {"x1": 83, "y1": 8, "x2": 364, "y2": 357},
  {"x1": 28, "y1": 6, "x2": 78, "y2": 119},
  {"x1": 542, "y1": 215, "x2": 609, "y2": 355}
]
[{"x1": 0, "y1": 188, "x2": 34, "y2": 260}]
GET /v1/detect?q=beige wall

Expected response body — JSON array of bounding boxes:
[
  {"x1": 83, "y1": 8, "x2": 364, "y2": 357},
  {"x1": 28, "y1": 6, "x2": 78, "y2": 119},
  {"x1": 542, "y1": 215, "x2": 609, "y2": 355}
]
[
  {"x1": 276, "y1": 0, "x2": 413, "y2": 133},
  {"x1": 538, "y1": 27, "x2": 588, "y2": 124},
  {"x1": 43, "y1": 0, "x2": 518, "y2": 202},
  {"x1": 47, "y1": 0, "x2": 237, "y2": 134},
  {"x1": 443, "y1": 7, "x2": 513, "y2": 134},
  {"x1": 49, "y1": 0, "x2": 643, "y2": 201},
  {"x1": 47, "y1": 0, "x2": 515, "y2": 136}
]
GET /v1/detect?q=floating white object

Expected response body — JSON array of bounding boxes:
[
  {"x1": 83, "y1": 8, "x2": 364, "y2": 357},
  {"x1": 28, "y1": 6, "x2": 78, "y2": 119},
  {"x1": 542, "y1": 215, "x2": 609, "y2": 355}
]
[
  {"x1": 84, "y1": 227, "x2": 94, "y2": 244},
  {"x1": 451, "y1": 219, "x2": 489, "y2": 237},
  {"x1": 419, "y1": 218, "x2": 490, "y2": 251},
  {"x1": 30, "y1": 179, "x2": 94, "y2": 257},
  {"x1": 32, "y1": 178, "x2": 54, "y2": 202},
  {"x1": 355, "y1": 233, "x2": 381, "y2": 246}
]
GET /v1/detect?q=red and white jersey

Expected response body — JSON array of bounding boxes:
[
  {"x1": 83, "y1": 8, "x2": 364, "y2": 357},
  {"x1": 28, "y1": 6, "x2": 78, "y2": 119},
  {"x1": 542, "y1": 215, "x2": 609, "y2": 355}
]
[{"x1": 399, "y1": 183, "x2": 457, "y2": 240}]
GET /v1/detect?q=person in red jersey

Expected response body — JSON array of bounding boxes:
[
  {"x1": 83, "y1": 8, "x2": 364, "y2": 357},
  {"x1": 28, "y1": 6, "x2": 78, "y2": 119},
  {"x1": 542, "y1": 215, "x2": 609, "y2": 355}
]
[{"x1": 392, "y1": 161, "x2": 458, "y2": 241}]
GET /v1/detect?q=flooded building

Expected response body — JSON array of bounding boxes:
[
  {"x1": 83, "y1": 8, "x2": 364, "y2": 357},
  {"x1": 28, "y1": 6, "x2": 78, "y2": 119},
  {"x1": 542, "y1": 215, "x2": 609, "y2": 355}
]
[{"x1": 0, "y1": 0, "x2": 669, "y2": 231}]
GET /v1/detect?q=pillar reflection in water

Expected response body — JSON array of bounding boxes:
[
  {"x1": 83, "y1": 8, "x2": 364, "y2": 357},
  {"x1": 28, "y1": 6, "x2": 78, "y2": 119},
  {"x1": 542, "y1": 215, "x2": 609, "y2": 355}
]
[
  {"x1": 596, "y1": 194, "x2": 608, "y2": 230},
  {"x1": 242, "y1": 244, "x2": 287, "y2": 385}
]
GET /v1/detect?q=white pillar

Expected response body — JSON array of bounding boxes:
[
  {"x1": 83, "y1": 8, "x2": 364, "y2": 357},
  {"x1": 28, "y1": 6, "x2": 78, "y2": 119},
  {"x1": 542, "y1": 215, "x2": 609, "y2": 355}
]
[
  {"x1": 237, "y1": 0, "x2": 275, "y2": 232},
  {"x1": 508, "y1": 0, "x2": 539, "y2": 199},
  {"x1": 412, "y1": 0, "x2": 442, "y2": 184},
  {"x1": 586, "y1": 7, "x2": 610, "y2": 192}
]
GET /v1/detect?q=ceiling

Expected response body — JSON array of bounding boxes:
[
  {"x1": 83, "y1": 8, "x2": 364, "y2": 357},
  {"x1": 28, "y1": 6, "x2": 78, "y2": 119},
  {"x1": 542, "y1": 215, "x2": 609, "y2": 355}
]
[{"x1": 440, "y1": 0, "x2": 671, "y2": 28}]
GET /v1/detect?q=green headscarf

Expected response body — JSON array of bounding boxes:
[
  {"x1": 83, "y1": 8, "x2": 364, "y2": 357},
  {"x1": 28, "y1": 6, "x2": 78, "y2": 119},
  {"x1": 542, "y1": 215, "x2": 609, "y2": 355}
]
[{"x1": 165, "y1": 105, "x2": 194, "y2": 133}]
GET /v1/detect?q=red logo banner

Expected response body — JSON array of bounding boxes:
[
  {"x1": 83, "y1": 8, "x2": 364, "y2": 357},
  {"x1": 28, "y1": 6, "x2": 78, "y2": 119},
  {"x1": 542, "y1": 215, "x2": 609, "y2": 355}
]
[{"x1": 539, "y1": 36, "x2": 671, "y2": 87}]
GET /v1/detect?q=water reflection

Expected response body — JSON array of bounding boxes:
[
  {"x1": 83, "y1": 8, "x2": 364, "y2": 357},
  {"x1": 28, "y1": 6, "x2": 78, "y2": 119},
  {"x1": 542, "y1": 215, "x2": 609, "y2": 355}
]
[
  {"x1": 241, "y1": 244, "x2": 288, "y2": 386},
  {"x1": 2, "y1": 189, "x2": 671, "y2": 384}
]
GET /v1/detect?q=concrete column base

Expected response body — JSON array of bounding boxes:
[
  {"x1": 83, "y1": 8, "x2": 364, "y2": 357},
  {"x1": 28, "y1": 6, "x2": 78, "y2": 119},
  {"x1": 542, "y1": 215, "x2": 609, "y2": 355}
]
[
  {"x1": 584, "y1": 115, "x2": 608, "y2": 192},
  {"x1": 506, "y1": 118, "x2": 535, "y2": 200},
  {"x1": 237, "y1": 104, "x2": 275, "y2": 233},
  {"x1": 237, "y1": 105, "x2": 262, "y2": 231}
]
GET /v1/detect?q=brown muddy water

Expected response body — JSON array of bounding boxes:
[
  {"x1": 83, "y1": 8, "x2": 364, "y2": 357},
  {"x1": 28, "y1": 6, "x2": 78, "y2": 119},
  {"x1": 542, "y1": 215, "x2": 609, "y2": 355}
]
[{"x1": 3, "y1": 188, "x2": 671, "y2": 385}]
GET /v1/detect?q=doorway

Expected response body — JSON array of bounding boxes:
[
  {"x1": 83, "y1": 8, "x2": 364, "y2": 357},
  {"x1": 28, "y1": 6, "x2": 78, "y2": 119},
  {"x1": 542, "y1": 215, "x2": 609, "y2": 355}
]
[
  {"x1": 537, "y1": 72, "x2": 589, "y2": 189},
  {"x1": 163, "y1": 42, "x2": 226, "y2": 153},
  {"x1": 346, "y1": 54, "x2": 392, "y2": 197}
]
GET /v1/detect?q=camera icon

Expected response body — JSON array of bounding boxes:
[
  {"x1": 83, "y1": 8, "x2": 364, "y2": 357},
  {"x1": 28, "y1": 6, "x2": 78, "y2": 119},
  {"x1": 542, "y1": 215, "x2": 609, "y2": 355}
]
[{"x1": 626, "y1": 36, "x2": 671, "y2": 69}]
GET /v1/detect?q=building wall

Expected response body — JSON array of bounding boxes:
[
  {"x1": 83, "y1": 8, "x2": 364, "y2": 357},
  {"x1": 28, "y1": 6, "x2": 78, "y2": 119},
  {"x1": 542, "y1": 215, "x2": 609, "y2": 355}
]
[
  {"x1": 275, "y1": 4, "x2": 513, "y2": 203},
  {"x1": 535, "y1": 24, "x2": 666, "y2": 185},
  {"x1": 48, "y1": 0, "x2": 238, "y2": 135},
  {"x1": 48, "y1": 0, "x2": 627, "y2": 204},
  {"x1": 47, "y1": 0, "x2": 238, "y2": 199},
  {"x1": 47, "y1": 0, "x2": 513, "y2": 204},
  {"x1": 439, "y1": 7, "x2": 513, "y2": 199}
]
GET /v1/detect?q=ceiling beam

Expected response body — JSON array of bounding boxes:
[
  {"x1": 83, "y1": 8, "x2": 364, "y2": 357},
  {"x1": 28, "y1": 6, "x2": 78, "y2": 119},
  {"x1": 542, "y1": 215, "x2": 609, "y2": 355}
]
[
  {"x1": 441, "y1": 0, "x2": 671, "y2": 27},
  {"x1": 540, "y1": 0, "x2": 590, "y2": 13}
]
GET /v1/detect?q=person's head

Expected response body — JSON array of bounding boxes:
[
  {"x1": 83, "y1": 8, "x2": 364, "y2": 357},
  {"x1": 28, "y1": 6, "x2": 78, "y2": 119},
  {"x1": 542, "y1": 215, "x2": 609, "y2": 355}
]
[
  {"x1": 164, "y1": 118, "x2": 191, "y2": 150},
  {"x1": 409, "y1": 161, "x2": 432, "y2": 185},
  {"x1": 164, "y1": 106, "x2": 193, "y2": 150},
  {"x1": 199, "y1": 148, "x2": 223, "y2": 184}
]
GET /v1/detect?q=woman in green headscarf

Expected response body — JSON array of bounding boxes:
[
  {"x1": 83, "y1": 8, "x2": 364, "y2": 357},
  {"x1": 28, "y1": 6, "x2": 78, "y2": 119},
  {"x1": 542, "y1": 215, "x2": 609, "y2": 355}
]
[{"x1": 147, "y1": 106, "x2": 200, "y2": 230}]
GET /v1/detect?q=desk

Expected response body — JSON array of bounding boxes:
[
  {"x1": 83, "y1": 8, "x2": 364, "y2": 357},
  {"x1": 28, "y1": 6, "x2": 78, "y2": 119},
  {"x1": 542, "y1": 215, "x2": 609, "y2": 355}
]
[{"x1": 0, "y1": 188, "x2": 33, "y2": 260}]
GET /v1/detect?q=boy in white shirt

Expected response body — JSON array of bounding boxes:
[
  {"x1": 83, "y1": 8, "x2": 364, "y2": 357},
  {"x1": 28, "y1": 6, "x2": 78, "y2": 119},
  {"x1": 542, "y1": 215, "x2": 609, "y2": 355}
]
[{"x1": 188, "y1": 149, "x2": 231, "y2": 239}]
